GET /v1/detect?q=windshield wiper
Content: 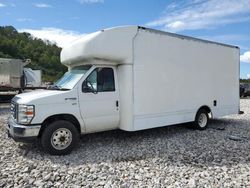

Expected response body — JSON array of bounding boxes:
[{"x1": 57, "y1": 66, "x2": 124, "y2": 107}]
[{"x1": 47, "y1": 85, "x2": 70, "y2": 91}]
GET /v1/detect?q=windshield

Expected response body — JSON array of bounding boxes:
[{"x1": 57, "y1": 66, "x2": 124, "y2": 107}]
[{"x1": 53, "y1": 65, "x2": 91, "y2": 90}]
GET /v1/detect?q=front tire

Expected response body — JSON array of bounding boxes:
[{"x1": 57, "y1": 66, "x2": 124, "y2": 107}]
[
  {"x1": 41, "y1": 120, "x2": 79, "y2": 155},
  {"x1": 193, "y1": 109, "x2": 209, "y2": 130}
]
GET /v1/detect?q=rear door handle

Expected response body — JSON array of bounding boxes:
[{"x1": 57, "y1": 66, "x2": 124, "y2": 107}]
[{"x1": 116, "y1": 100, "x2": 119, "y2": 107}]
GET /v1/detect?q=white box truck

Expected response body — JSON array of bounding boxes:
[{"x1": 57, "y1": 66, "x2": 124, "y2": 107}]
[{"x1": 6, "y1": 26, "x2": 240, "y2": 155}]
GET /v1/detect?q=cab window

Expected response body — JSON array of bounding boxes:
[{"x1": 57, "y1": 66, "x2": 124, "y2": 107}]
[{"x1": 83, "y1": 67, "x2": 115, "y2": 92}]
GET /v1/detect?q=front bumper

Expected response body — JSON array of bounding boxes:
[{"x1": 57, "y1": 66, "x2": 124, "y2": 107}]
[{"x1": 6, "y1": 117, "x2": 41, "y2": 142}]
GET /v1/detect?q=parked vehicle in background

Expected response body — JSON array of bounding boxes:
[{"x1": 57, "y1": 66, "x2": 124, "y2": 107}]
[
  {"x1": 241, "y1": 83, "x2": 250, "y2": 97},
  {"x1": 6, "y1": 26, "x2": 240, "y2": 155},
  {"x1": 240, "y1": 84, "x2": 245, "y2": 97},
  {"x1": 0, "y1": 58, "x2": 43, "y2": 92}
]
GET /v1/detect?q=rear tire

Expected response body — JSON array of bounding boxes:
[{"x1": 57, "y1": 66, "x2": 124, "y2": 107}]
[
  {"x1": 41, "y1": 120, "x2": 79, "y2": 155},
  {"x1": 193, "y1": 109, "x2": 209, "y2": 130}
]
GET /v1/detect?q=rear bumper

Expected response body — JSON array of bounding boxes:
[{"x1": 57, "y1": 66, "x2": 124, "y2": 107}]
[{"x1": 6, "y1": 117, "x2": 41, "y2": 142}]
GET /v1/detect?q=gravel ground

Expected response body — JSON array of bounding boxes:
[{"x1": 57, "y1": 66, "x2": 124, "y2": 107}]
[{"x1": 0, "y1": 100, "x2": 250, "y2": 187}]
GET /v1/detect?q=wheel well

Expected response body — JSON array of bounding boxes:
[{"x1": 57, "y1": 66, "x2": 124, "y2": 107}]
[
  {"x1": 38, "y1": 114, "x2": 81, "y2": 137},
  {"x1": 196, "y1": 105, "x2": 212, "y2": 118}
]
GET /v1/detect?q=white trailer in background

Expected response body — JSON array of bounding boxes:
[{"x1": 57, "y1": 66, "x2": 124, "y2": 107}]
[
  {"x1": 7, "y1": 26, "x2": 240, "y2": 155},
  {"x1": 0, "y1": 58, "x2": 42, "y2": 91},
  {"x1": 0, "y1": 58, "x2": 43, "y2": 101}
]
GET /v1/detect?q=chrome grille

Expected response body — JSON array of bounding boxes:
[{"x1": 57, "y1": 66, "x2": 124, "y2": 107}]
[{"x1": 10, "y1": 101, "x2": 17, "y2": 120}]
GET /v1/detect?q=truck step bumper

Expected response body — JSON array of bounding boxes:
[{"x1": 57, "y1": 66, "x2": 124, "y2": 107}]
[{"x1": 6, "y1": 118, "x2": 41, "y2": 143}]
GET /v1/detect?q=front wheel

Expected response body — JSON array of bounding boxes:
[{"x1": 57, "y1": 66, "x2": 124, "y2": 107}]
[
  {"x1": 41, "y1": 120, "x2": 79, "y2": 155},
  {"x1": 193, "y1": 109, "x2": 209, "y2": 130}
]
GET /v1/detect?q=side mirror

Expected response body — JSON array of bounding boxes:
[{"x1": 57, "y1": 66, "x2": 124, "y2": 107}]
[{"x1": 82, "y1": 80, "x2": 97, "y2": 94}]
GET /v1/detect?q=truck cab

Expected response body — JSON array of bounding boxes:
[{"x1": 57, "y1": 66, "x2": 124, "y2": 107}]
[{"x1": 7, "y1": 64, "x2": 120, "y2": 155}]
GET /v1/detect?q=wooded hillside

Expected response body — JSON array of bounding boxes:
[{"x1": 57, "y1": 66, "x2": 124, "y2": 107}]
[{"x1": 0, "y1": 26, "x2": 67, "y2": 82}]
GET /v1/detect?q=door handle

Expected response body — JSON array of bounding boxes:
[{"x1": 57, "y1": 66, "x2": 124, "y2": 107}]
[
  {"x1": 65, "y1": 97, "x2": 77, "y2": 101},
  {"x1": 116, "y1": 100, "x2": 119, "y2": 107}
]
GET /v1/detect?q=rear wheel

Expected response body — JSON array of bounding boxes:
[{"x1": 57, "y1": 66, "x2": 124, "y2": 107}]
[
  {"x1": 41, "y1": 120, "x2": 79, "y2": 155},
  {"x1": 193, "y1": 109, "x2": 209, "y2": 130}
]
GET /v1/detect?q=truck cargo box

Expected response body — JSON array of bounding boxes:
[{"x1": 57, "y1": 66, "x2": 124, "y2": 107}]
[{"x1": 0, "y1": 58, "x2": 23, "y2": 90}]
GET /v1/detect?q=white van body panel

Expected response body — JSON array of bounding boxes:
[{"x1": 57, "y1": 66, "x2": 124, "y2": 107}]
[
  {"x1": 132, "y1": 29, "x2": 239, "y2": 131},
  {"x1": 61, "y1": 26, "x2": 138, "y2": 67},
  {"x1": 117, "y1": 65, "x2": 134, "y2": 131}
]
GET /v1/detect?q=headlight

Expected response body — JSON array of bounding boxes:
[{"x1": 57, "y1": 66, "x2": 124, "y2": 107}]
[{"x1": 17, "y1": 105, "x2": 35, "y2": 124}]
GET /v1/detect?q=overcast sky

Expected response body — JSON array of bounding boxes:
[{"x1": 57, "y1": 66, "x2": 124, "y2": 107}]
[{"x1": 1, "y1": 0, "x2": 250, "y2": 78}]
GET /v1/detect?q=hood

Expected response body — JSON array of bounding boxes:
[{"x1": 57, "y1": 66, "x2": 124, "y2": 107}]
[{"x1": 12, "y1": 89, "x2": 76, "y2": 105}]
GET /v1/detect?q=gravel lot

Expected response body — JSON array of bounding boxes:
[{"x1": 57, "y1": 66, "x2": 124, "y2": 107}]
[{"x1": 0, "y1": 100, "x2": 250, "y2": 187}]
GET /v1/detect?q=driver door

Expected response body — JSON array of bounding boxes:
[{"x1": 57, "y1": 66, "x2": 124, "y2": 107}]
[{"x1": 78, "y1": 66, "x2": 120, "y2": 132}]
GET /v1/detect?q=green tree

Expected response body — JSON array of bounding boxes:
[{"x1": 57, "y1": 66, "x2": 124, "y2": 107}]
[
  {"x1": 0, "y1": 26, "x2": 67, "y2": 82},
  {"x1": 240, "y1": 79, "x2": 250, "y2": 83}
]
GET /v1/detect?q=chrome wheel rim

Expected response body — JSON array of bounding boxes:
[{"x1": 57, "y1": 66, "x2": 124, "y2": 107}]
[
  {"x1": 198, "y1": 113, "x2": 207, "y2": 128},
  {"x1": 51, "y1": 128, "x2": 72, "y2": 150}
]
